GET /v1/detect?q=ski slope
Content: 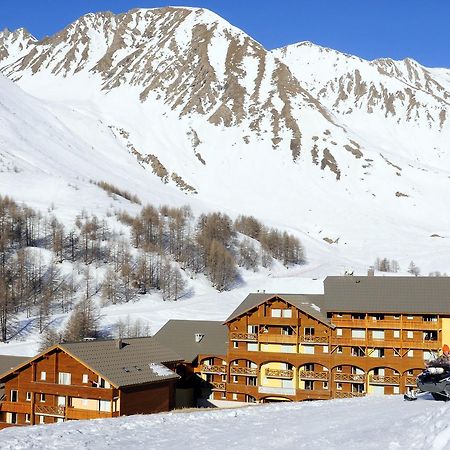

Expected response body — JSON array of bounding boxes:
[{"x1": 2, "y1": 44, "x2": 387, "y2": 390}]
[{"x1": 1, "y1": 395, "x2": 449, "y2": 449}]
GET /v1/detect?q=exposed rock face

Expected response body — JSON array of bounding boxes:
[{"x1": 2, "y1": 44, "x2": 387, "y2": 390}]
[
  {"x1": 0, "y1": 28, "x2": 36, "y2": 64},
  {"x1": 0, "y1": 7, "x2": 357, "y2": 166},
  {"x1": 274, "y1": 42, "x2": 450, "y2": 131}
]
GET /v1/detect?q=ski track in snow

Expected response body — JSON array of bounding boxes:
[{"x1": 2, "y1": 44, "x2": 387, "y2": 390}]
[{"x1": 1, "y1": 396, "x2": 450, "y2": 449}]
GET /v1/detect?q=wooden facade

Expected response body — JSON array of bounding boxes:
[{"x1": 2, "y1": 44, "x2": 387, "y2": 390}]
[
  {"x1": 0, "y1": 345, "x2": 178, "y2": 429},
  {"x1": 195, "y1": 295, "x2": 442, "y2": 403}
]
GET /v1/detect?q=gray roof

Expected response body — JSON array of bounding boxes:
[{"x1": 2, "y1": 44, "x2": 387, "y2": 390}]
[
  {"x1": 153, "y1": 320, "x2": 228, "y2": 363},
  {"x1": 59, "y1": 337, "x2": 181, "y2": 388},
  {"x1": 225, "y1": 293, "x2": 333, "y2": 328},
  {"x1": 324, "y1": 276, "x2": 450, "y2": 314},
  {"x1": 0, "y1": 355, "x2": 30, "y2": 378}
]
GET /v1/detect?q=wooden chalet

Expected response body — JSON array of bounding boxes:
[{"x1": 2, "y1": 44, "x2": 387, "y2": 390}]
[
  {"x1": 189, "y1": 276, "x2": 450, "y2": 404},
  {"x1": 0, "y1": 337, "x2": 181, "y2": 429}
]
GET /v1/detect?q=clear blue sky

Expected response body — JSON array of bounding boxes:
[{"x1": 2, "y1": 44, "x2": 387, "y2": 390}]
[{"x1": 1, "y1": 0, "x2": 449, "y2": 67}]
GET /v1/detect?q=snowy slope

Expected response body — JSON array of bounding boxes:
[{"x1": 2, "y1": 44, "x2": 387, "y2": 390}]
[
  {"x1": 0, "y1": 7, "x2": 450, "y2": 356},
  {"x1": 2, "y1": 395, "x2": 450, "y2": 449}
]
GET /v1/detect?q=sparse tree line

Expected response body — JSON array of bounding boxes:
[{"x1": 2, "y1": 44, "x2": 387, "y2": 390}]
[
  {"x1": 0, "y1": 194, "x2": 305, "y2": 343},
  {"x1": 374, "y1": 257, "x2": 445, "y2": 277}
]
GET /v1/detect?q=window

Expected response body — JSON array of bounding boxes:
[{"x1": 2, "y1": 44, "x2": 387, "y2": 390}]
[
  {"x1": 336, "y1": 366, "x2": 343, "y2": 372},
  {"x1": 336, "y1": 382, "x2": 342, "y2": 391},
  {"x1": 271, "y1": 309, "x2": 281, "y2": 318},
  {"x1": 407, "y1": 316, "x2": 414, "y2": 320},
  {"x1": 351, "y1": 314, "x2": 365, "y2": 320},
  {"x1": 9, "y1": 390, "x2": 18, "y2": 403},
  {"x1": 281, "y1": 344, "x2": 295, "y2": 353},
  {"x1": 372, "y1": 330, "x2": 385, "y2": 339},
  {"x1": 40, "y1": 393, "x2": 46, "y2": 402},
  {"x1": 424, "y1": 331, "x2": 437, "y2": 341},
  {"x1": 222, "y1": 374, "x2": 227, "y2": 382},
  {"x1": 393, "y1": 330, "x2": 400, "y2": 338},
  {"x1": 424, "y1": 351, "x2": 433, "y2": 360},
  {"x1": 26, "y1": 392, "x2": 31, "y2": 401},
  {"x1": 25, "y1": 414, "x2": 31, "y2": 423},
  {"x1": 305, "y1": 380, "x2": 314, "y2": 390},
  {"x1": 247, "y1": 325, "x2": 258, "y2": 334},
  {"x1": 233, "y1": 361, "x2": 238, "y2": 366},
  {"x1": 423, "y1": 315, "x2": 438, "y2": 322},
  {"x1": 336, "y1": 346, "x2": 343, "y2": 354},
  {"x1": 407, "y1": 350, "x2": 414, "y2": 357},
  {"x1": 323, "y1": 382, "x2": 328, "y2": 390},
  {"x1": 232, "y1": 393, "x2": 238, "y2": 400},
  {"x1": 221, "y1": 393, "x2": 226, "y2": 399},
  {"x1": 247, "y1": 342, "x2": 258, "y2": 352},
  {"x1": 58, "y1": 372, "x2": 72, "y2": 385},
  {"x1": 336, "y1": 313, "x2": 343, "y2": 318},
  {"x1": 233, "y1": 341, "x2": 239, "y2": 348},
  {"x1": 82, "y1": 374, "x2": 89, "y2": 384},
  {"x1": 304, "y1": 327, "x2": 315, "y2": 336},
  {"x1": 281, "y1": 326, "x2": 293, "y2": 336},
  {"x1": 352, "y1": 329, "x2": 365, "y2": 339},
  {"x1": 39, "y1": 415, "x2": 45, "y2": 424},
  {"x1": 323, "y1": 346, "x2": 329, "y2": 353},
  {"x1": 394, "y1": 315, "x2": 400, "y2": 320},
  {"x1": 352, "y1": 347, "x2": 364, "y2": 357},
  {"x1": 336, "y1": 328, "x2": 343, "y2": 336},
  {"x1": 282, "y1": 309, "x2": 292, "y2": 318},
  {"x1": 246, "y1": 395, "x2": 256, "y2": 403},
  {"x1": 247, "y1": 377, "x2": 257, "y2": 386},
  {"x1": 302, "y1": 345, "x2": 314, "y2": 355},
  {"x1": 232, "y1": 376, "x2": 238, "y2": 383},
  {"x1": 40, "y1": 371, "x2": 46, "y2": 381},
  {"x1": 407, "y1": 331, "x2": 413, "y2": 339},
  {"x1": 393, "y1": 386, "x2": 400, "y2": 394},
  {"x1": 372, "y1": 314, "x2": 384, "y2": 321},
  {"x1": 352, "y1": 384, "x2": 364, "y2": 393},
  {"x1": 99, "y1": 400, "x2": 111, "y2": 412}
]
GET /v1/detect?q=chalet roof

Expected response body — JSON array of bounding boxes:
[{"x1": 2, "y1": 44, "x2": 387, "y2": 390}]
[
  {"x1": 0, "y1": 355, "x2": 30, "y2": 378},
  {"x1": 0, "y1": 338, "x2": 182, "y2": 389},
  {"x1": 59, "y1": 337, "x2": 181, "y2": 388},
  {"x1": 224, "y1": 293, "x2": 333, "y2": 328},
  {"x1": 324, "y1": 276, "x2": 450, "y2": 314},
  {"x1": 153, "y1": 320, "x2": 228, "y2": 363}
]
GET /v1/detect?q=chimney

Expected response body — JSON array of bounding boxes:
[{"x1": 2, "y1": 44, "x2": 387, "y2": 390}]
[
  {"x1": 116, "y1": 338, "x2": 124, "y2": 349},
  {"x1": 368, "y1": 267, "x2": 375, "y2": 277},
  {"x1": 194, "y1": 333, "x2": 204, "y2": 343}
]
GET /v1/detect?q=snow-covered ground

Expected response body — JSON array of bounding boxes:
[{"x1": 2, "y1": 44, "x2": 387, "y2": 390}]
[{"x1": 2, "y1": 395, "x2": 450, "y2": 449}]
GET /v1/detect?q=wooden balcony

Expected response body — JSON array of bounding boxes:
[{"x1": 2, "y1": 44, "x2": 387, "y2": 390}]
[
  {"x1": 405, "y1": 376, "x2": 418, "y2": 386},
  {"x1": 230, "y1": 366, "x2": 258, "y2": 376},
  {"x1": 199, "y1": 364, "x2": 227, "y2": 375},
  {"x1": 299, "y1": 370, "x2": 329, "y2": 381},
  {"x1": 258, "y1": 386, "x2": 296, "y2": 396},
  {"x1": 19, "y1": 381, "x2": 115, "y2": 400},
  {"x1": 297, "y1": 389, "x2": 331, "y2": 401},
  {"x1": 334, "y1": 373, "x2": 365, "y2": 383},
  {"x1": 333, "y1": 319, "x2": 440, "y2": 330},
  {"x1": 35, "y1": 404, "x2": 65, "y2": 417},
  {"x1": 265, "y1": 368, "x2": 294, "y2": 379},
  {"x1": 301, "y1": 336, "x2": 329, "y2": 344},
  {"x1": 334, "y1": 391, "x2": 366, "y2": 399},
  {"x1": 0, "y1": 401, "x2": 31, "y2": 414},
  {"x1": 230, "y1": 332, "x2": 258, "y2": 342},
  {"x1": 66, "y1": 407, "x2": 112, "y2": 420},
  {"x1": 211, "y1": 382, "x2": 226, "y2": 391},
  {"x1": 369, "y1": 375, "x2": 400, "y2": 385},
  {"x1": 333, "y1": 337, "x2": 439, "y2": 349},
  {"x1": 259, "y1": 334, "x2": 297, "y2": 344},
  {"x1": 249, "y1": 317, "x2": 296, "y2": 326}
]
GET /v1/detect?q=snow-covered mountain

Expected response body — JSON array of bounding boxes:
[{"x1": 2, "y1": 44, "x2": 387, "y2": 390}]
[{"x1": 1, "y1": 6, "x2": 450, "y2": 276}]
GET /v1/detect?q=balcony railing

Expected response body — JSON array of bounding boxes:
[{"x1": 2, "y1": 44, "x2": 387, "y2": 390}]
[
  {"x1": 230, "y1": 332, "x2": 258, "y2": 342},
  {"x1": 369, "y1": 375, "x2": 400, "y2": 385},
  {"x1": 301, "y1": 336, "x2": 329, "y2": 344},
  {"x1": 334, "y1": 373, "x2": 365, "y2": 383},
  {"x1": 259, "y1": 334, "x2": 297, "y2": 344},
  {"x1": 299, "y1": 370, "x2": 329, "y2": 381},
  {"x1": 333, "y1": 337, "x2": 439, "y2": 349},
  {"x1": 211, "y1": 382, "x2": 226, "y2": 391},
  {"x1": 0, "y1": 401, "x2": 31, "y2": 414},
  {"x1": 200, "y1": 364, "x2": 227, "y2": 374},
  {"x1": 405, "y1": 376, "x2": 417, "y2": 386},
  {"x1": 230, "y1": 366, "x2": 258, "y2": 376},
  {"x1": 65, "y1": 408, "x2": 112, "y2": 420},
  {"x1": 258, "y1": 386, "x2": 296, "y2": 396},
  {"x1": 334, "y1": 391, "x2": 366, "y2": 398},
  {"x1": 35, "y1": 404, "x2": 65, "y2": 417},
  {"x1": 265, "y1": 368, "x2": 294, "y2": 379},
  {"x1": 333, "y1": 319, "x2": 440, "y2": 330}
]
